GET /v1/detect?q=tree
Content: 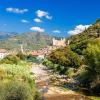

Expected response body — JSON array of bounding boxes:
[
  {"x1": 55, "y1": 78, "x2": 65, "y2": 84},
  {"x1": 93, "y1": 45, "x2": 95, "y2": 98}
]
[
  {"x1": 84, "y1": 38, "x2": 100, "y2": 81},
  {"x1": 16, "y1": 52, "x2": 26, "y2": 60},
  {"x1": 79, "y1": 38, "x2": 100, "y2": 95},
  {"x1": 47, "y1": 47, "x2": 82, "y2": 74},
  {"x1": 95, "y1": 18, "x2": 100, "y2": 24},
  {"x1": 0, "y1": 55, "x2": 19, "y2": 64}
]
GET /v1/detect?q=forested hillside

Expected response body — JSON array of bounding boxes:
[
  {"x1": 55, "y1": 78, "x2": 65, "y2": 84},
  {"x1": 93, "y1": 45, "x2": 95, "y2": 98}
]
[
  {"x1": 43, "y1": 18, "x2": 100, "y2": 96},
  {"x1": 68, "y1": 18, "x2": 100, "y2": 54},
  {"x1": 0, "y1": 32, "x2": 53, "y2": 50}
]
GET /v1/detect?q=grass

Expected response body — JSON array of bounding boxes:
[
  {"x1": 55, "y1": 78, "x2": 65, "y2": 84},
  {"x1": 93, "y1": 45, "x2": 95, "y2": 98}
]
[
  {"x1": 0, "y1": 61, "x2": 42, "y2": 100},
  {"x1": 89, "y1": 96, "x2": 100, "y2": 100},
  {"x1": 0, "y1": 61, "x2": 34, "y2": 87}
]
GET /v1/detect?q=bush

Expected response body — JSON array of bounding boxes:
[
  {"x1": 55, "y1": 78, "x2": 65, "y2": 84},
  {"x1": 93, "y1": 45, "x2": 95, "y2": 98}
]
[
  {"x1": 78, "y1": 38, "x2": 100, "y2": 95},
  {"x1": 0, "y1": 64, "x2": 33, "y2": 84},
  {"x1": 65, "y1": 68, "x2": 75, "y2": 78},
  {"x1": 43, "y1": 59, "x2": 54, "y2": 69},
  {"x1": 0, "y1": 81, "x2": 33, "y2": 100},
  {"x1": 26, "y1": 54, "x2": 39, "y2": 63},
  {"x1": 48, "y1": 47, "x2": 82, "y2": 68},
  {"x1": 46, "y1": 47, "x2": 82, "y2": 74},
  {"x1": 0, "y1": 81, "x2": 41, "y2": 100},
  {"x1": 16, "y1": 52, "x2": 26, "y2": 60},
  {"x1": 0, "y1": 55, "x2": 19, "y2": 64}
]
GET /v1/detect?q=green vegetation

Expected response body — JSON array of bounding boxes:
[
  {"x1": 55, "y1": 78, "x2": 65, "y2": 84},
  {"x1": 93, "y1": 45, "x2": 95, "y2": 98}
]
[
  {"x1": 43, "y1": 47, "x2": 82, "y2": 74},
  {"x1": 78, "y1": 38, "x2": 100, "y2": 95},
  {"x1": 0, "y1": 54, "x2": 42, "y2": 100},
  {"x1": 0, "y1": 55, "x2": 20, "y2": 64},
  {"x1": 0, "y1": 81, "x2": 34, "y2": 100},
  {"x1": 26, "y1": 54, "x2": 41, "y2": 63},
  {"x1": 43, "y1": 19, "x2": 100, "y2": 97},
  {"x1": 0, "y1": 32, "x2": 52, "y2": 51},
  {"x1": 89, "y1": 96, "x2": 100, "y2": 100},
  {"x1": 68, "y1": 19, "x2": 100, "y2": 55}
]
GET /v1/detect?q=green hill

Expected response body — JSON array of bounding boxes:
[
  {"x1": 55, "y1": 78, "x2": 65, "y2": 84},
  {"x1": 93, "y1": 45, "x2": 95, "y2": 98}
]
[
  {"x1": 68, "y1": 18, "x2": 100, "y2": 54},
  {"x1": 0, "y1": 32, "x2": 53, "y2": 51}
]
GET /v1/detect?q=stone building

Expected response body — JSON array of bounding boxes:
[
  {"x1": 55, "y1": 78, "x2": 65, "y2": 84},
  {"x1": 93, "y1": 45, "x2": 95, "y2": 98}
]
[{"x1": 52, "y1": 38, "x2": 66, "y2": 47}]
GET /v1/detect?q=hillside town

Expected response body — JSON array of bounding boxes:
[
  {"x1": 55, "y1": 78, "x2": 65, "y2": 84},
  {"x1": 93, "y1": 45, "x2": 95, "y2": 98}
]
[
  {"x1": 0, "y1": 0, "x2": 100, "y2": 99},
  {"x1": 0, "y1": 38, "x2": 68, "y2": 60},
  {"x1": 32, "y1": 38, "x2": 68, "y2": 59}
]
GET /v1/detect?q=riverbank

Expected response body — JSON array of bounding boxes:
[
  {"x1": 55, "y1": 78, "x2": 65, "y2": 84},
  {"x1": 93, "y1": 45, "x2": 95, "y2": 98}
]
[{"x1": 31, "y1": 64, "x2": 92, "y2": 100}]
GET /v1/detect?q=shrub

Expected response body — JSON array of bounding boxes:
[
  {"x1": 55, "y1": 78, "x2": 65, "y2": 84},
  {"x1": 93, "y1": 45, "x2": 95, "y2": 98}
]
[
  {"x1": 0, "y1": 64, "x2": 33, "y2": 84},
  {"x1": 16, "y1": 52, "x2": 26, "y2": 60},
  {"x1": 0, "y1": 80, "x2": 42, "y2": 100},
  {"x1": 0, "y1": 55, "x2": 19, "y2": 64},
  {"x1": 48, "y1": 47, "x2": 82, "y2": 68},
  {"x1": 43, "y1": 59, "x2": 54, "y2": 69},
  {"x1": 65, "y1": 68, "x2": 75, "y2": 78},
  {"x1": 46, "y1": 47, "x2": 82, "y2": 74},
  {"x1": 26, "y1": 54, "x2": 39, "y2": 63},
  {"x1": 0, "y1": 81, "x2": 33, "y2": 100},
  {"x1": 78, "y1": 38, "x2": 100, "y2": 95}
]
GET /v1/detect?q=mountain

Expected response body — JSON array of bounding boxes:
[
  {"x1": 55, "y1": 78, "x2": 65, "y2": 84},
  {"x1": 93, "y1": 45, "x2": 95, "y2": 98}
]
[
  {"x1": 68, "y1": 18, "x2": 100, "y2": 54},
  {"x1": 0, "y1": 32, "x2": 19, "y2": 40},
  {"x1": 0, "y1": 32, "x2": 53, "y2": 51}
]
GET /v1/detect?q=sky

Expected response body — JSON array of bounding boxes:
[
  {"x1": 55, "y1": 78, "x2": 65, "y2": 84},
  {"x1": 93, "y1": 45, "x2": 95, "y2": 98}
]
[{"x1": 0, "y1": 0, "x2": 100, "y2": 37}]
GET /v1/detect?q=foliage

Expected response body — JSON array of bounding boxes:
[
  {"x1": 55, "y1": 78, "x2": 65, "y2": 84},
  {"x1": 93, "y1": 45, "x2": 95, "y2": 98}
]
[
  {"x1": 0, "y1": 55, "x2": 19, "y2": 64},
  {"x1": 48, "y1": 47, "x2": 82, "y2": 68},
  {"x1": 0, "y1": 32, "x2": 52, "y2": 50},
  {"x1": 26, "y1": 54, "x2": 40, "y2": 63},
  {"x1": 0, "y1": 61, "x2": 41, "y2": 99},
  {"x1": 65, "y1": 68, "x2": 75, "y2": 78},
  {"x1": 43, "y1": 59, "x2": 54, "y2": 69},
  {"x1": 0, "y1": 64, "x2": 32, "y2": 83},
  {"x1": 78, "y1": 38, "x2": 100, "y2": 95},
  {"x1": 0, "y1": 80, "x2": 41, "y2": 100},
  {"x1": 45, "y1": 47, "x2": 82, "y2": 74},
  {"x1": 95, "y1": 18, "x2": 100, "y2": 24},
  {"x1": 16, "y1": 52, "x2": 26, "y2": 60},
  {"x1": 68, "y1": 20, "x2": 100, "y2": 54}
]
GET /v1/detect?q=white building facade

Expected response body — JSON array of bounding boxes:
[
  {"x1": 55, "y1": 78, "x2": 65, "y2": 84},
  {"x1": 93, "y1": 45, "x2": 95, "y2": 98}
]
[{"x1": 0, "y1": 49, "x2": 8, "y2": 59}]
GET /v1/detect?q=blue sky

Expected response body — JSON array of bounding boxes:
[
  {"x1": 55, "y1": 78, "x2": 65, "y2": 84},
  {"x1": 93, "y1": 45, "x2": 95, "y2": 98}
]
[{"x1": 0, "y1": 0, "x2": 100, "y2": 37}]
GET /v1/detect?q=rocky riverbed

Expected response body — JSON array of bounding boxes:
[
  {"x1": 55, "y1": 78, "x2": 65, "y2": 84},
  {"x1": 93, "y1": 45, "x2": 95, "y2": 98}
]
[{"x1": 31, "y1": 64, "x2": 91, "y2": 100}]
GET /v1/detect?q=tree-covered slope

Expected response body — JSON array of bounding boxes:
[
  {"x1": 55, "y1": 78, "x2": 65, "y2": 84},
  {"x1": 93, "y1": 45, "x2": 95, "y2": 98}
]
[
  {"x1": 68, "y1": 19, "x2": 100, "y2": 54},
  {"x1": 0, "y1": 32, "x2": 53, "y2": 50}
]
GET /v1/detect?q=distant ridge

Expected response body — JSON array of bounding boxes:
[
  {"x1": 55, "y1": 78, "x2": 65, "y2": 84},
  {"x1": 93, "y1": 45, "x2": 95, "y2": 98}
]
[
  {"x1": 0, "y1": 32, "x2": 53, "y2": 51},
  {"x1": 0, "y1": 31, "x2": 19, "y2": 40}
]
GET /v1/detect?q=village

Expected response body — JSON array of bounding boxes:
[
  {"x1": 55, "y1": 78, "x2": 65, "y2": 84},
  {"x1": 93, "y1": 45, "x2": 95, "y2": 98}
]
[{"x1": 0, "y1": 38, "x2": 69, "y2": 60}]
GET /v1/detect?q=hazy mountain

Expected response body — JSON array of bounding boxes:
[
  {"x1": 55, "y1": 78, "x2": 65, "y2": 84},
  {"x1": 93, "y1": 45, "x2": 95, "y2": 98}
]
[
  {"x1": 0, "y1": 32, "x2": 53, "y2": 51},
  {"x1": 0, "y1": 32, "x2": 19, "y2": 40}
]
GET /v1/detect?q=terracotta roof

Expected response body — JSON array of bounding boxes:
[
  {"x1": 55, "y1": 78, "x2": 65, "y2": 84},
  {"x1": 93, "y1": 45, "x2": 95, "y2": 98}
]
[{"x1": 0, "y1": 49, "x2": 7, "y2": 53}]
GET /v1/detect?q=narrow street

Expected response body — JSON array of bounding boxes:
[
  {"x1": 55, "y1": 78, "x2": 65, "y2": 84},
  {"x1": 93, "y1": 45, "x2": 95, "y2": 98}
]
[{"x1": 31, "y1": 64, "x2": 91, "y2": 100}]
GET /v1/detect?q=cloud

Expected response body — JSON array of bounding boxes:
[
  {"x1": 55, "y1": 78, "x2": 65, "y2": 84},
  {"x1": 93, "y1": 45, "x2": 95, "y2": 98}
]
[
  {"x1": 21, "y1": 19, "x2": 29, "y2": 23},
  {"x1": 36, "y1": 10, "x2": 52, "y2": 20},
  {"x1": 6, "y1": 7, "x2": 28, "y2": 14},
  {"x1": 53, "y1": 30, "x2": 61, "y2": 33},
  {"x1": 30, "y1": 27, "x2": 45, "y2": 32},
  {"x1": 68, "y1": 24, "x2": 91, "y2": 35},
  {"x1": 34, "y1": 18, "x2": 42, "y2": 23}
]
